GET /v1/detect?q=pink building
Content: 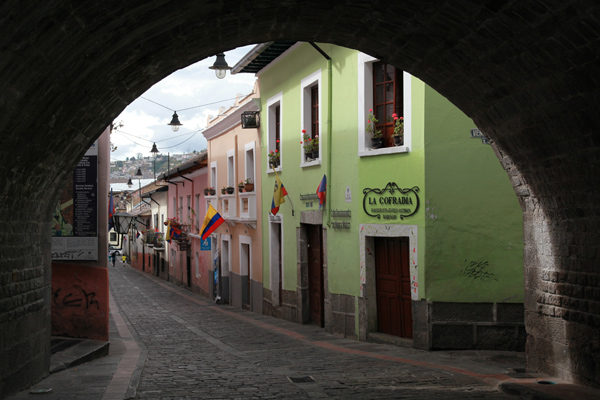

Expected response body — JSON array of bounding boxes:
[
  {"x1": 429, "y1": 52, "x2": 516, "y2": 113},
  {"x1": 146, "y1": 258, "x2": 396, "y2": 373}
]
[
  {"x1": 202, "y1": 87, "x2": 263, "y2": 312},
  {"x1": 158, "y1": 153, "x2": 211, "y2": 295}
]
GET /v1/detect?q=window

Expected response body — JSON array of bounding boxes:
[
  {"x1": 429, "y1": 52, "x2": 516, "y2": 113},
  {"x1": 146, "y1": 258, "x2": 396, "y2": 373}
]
[
  {"x1": 267, "y1": 92, "x2": 283, "y2": 171},
  {"x1": 245, "y1": 142, "x2": 255, "y2": 184},
  {"x1": 186, "y1": 196, "x2": 191, "y2": 223},
  {"x1": 275, "y1": 107, "x2": 281, "y2": 154},
  {"x1": 358, "y1": 53, "x2": 411, "y2": 156},
  {"x1": 210, "y1": 161, "x2": 217, "y2": 194},
  {"x1": 195, "y1": 195, "x2": 200, "y2": 231},
  {"x1": 301, "y1": 70, "x2": 321, "y2": 165},
  {"x1": 227, "y1": 150, "x2": 235, "y2": 188},
  {"x1": 373, "y1": 61, "x2": 403, "y2": 147}
]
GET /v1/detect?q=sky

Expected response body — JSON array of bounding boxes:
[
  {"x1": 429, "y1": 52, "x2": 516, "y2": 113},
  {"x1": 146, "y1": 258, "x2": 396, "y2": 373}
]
[{"x1": 110, "y1": 45, "x2": 257, "y2": 161}]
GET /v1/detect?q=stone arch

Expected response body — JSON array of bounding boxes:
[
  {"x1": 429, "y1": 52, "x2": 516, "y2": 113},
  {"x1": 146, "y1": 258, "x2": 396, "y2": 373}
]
[{"x1": 1, "y1": 1, "x2": 599, "y2": 395}]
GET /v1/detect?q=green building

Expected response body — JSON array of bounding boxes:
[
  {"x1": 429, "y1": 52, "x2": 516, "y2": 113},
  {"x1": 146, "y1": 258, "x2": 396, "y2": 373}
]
[{"x1": 232, "y1": 42, "x2": 524, "y2": 350}]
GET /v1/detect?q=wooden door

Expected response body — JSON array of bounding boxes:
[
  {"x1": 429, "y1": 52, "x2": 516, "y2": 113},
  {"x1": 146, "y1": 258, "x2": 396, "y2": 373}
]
[
  {"x1": 375, "y1": 237, "x2": 412, "y2": 338},
  {"x1": 307, "y1": 225, "x2": 324, "y2": 327}
]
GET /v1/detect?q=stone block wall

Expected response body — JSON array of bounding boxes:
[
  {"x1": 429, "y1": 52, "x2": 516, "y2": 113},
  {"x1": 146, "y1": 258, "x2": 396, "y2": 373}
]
[
  {"x1": 429, "y1": 302, "x2": 526, "y2": 351},
  {"x1": 262, "y1": 288, "x2": 299, "y2": 324}
]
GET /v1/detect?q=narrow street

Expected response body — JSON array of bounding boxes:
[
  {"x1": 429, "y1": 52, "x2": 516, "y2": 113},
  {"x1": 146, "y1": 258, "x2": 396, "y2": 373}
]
[{"x1": 11, "y1": 265, "x2": 532, "y2": 399}]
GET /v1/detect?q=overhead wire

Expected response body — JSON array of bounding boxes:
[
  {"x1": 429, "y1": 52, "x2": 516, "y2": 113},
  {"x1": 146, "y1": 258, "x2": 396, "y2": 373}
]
[{"x1": 139, "y1": 95, "x2": 239, "y2": 112}]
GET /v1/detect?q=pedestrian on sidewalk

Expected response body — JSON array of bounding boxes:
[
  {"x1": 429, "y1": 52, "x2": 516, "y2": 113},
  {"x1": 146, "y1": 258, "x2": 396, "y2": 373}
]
[
  {"x1": 110, "y1": 251, "x2": 117, "y2": 267},
  {"x1": 122, "y1": 255, "x2": 127, "y2": 265}
]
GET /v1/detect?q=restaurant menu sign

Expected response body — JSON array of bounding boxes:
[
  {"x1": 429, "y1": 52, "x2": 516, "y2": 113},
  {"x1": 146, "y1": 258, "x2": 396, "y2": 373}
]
[
  {"x1": 363, "y1": 183, "x2": 420, "y2": 220},
  {"x1": 51, "y1": 142, "x2": 99, "y2": 260}
]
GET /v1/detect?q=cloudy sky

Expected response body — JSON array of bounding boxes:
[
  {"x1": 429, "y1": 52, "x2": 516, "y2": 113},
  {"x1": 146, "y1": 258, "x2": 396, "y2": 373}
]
[{"x1": 110, "y1": 45, "x2": 257, "y2": 161}]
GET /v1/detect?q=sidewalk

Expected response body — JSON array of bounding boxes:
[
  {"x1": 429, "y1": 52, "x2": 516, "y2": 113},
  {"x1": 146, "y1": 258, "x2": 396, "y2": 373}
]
[{"x1": 8, "y1": 265, "x2": 600, "y2": 399}]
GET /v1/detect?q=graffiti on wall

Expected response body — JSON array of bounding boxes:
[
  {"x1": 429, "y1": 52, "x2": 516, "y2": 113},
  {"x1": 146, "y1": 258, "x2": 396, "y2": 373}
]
[
  {"x1": 53, "y1": 288, "x2": 100, "y2": 310},
  {"x1": 461, "y1": 260, "x2": 497, "y2": 282}
]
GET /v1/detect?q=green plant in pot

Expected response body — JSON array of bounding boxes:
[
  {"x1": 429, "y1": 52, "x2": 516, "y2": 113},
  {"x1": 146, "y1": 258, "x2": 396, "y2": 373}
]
[
  {"x1": 366, "y1": 109, "x2": 383, "y2": 149},
  {"x1": 391, "y1": 113, "x2": 404, "y2": 146}
]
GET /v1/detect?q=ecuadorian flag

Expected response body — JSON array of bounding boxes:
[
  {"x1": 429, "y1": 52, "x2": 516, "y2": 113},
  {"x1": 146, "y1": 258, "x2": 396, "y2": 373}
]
[
  {"x1": 200, "y1": 204, "x2": 225, "y2": 240},
  {"x1": 271, "y1": 173, "x2": 288, "y2": 215}
]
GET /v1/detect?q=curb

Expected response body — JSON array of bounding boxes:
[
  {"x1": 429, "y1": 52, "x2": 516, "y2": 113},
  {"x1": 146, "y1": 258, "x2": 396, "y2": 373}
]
[{"x1": 49, "y1": 338, "x2": 110, "y2": 374}]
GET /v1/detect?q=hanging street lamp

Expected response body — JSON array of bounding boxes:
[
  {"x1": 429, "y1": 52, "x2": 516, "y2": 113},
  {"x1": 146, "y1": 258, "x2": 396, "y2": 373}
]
[{"x1": 209, "y1": 53, "x2": 232, "y2": 79}]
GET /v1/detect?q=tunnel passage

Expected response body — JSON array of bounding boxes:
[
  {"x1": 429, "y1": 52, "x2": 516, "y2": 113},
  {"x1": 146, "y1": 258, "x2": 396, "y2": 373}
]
[{"x1": 1, "y1": 0, "x2": 600, "y2": 396}]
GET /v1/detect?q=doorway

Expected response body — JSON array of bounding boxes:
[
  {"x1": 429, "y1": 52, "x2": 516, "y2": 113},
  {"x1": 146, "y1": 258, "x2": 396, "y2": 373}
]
[
  {"x1": 241, "y1": 242, "x2": 251, "y2": 308},
  {"x1": 307, "y1": 225, "x2": 324, "y2": 327},
  {"x1": 269, "y1": 220, "x2": 283, "y2": 307},
  {"x1": 375, "y1": 236, "x2": 413, "y2": 338}
]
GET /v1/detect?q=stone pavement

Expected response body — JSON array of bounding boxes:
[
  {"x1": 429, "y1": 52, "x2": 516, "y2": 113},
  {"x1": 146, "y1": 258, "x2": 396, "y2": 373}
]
[{"x1": 7, "y1": 265, "x2": 600, "y2": 399}]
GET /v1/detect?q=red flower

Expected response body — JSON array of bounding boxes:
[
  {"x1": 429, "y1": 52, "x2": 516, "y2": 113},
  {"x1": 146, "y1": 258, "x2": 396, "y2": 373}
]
[
  {"x1": 275, "y1": 149, "x2": 279, "y2": 153},
  {"x1": 392, "y1": 113, "x2": 397, "y2": 118},
  {"x1": 302, "y1": 129, "x2": 306, "y2": 133},
  {"x1": 368, "y1": 120, "x2": 371, "y2": 124},
  {"x1": 369, "y1": 109, "x2": 373, "y2": 112},
  {"x1": 276, "y1": 139, "x2": 280, "y2": 143},
  {"x1": 300, "y1": 141, "x2": 303, "y2": 144}
]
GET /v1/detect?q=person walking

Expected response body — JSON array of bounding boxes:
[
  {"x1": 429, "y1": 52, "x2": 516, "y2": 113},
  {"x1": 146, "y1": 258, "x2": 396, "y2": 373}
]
[
  {"x1": 110, "y1": 251, "x2": 116, "y2": 267},
  {"x1": 121, "y1": 254, "x2": 127, "y2": 265}
]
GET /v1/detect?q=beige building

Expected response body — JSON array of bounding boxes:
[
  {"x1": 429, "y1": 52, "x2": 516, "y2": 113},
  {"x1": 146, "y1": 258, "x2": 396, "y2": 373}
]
[{"x1": 202, "y1": 84, "x2": 263, "y2": 312}]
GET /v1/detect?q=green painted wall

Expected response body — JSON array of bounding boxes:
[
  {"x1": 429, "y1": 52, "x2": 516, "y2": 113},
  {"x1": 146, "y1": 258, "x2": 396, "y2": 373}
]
[
  {"x1": 258, "y1": 43, "x2": 362, "y2": 292},
  {"x1": 423, "y1": 85, "x2": 524, "y2": 302},
  {"x1": 256, "y1": 42, "x2": 523, "y2": 306}
]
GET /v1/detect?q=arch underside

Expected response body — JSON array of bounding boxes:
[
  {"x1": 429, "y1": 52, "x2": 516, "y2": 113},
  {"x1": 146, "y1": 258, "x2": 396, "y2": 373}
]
[{"x1": 1, "y1": 0, "x2": 599, "y2": 395}]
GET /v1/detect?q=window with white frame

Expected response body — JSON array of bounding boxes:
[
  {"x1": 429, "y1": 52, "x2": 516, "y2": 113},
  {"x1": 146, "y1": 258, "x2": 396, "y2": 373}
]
[
  {"x1": 301, "y1": 70, "x2": 321, "y2": 165},
  {"x1": 227, "y1": 149, "x2": 235, "y2": 188},
  {"x1": 244, "y1": 142, "x2": 255, "y2": 186},
  {"x1": 195, "y1": 194, "x2": 200, "y2": 230},
  {"x1": 266, "y1": 92, "x2": 283, "y2": 171},
  {"x1": 210, "y1": 161, "x2": 217, "y2": 194},
  {"x1": 358, "y1": 53, "x2": 411, "y2": 157}
]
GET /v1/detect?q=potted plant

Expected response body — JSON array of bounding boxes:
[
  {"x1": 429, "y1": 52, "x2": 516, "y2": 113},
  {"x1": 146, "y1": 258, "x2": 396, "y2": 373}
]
[
  {"x1": 204, "y1": 187, "x2": 215, "y2": 196},
  {"x1": 301, "y1": 130, "x2": 319, "y2": 160},
  {"x1": 244, "y1": 178, "x2": 254, "y2": 192},
  {"x1": 366, "y1": 109, "x2": 384, "y2": 149},
  {"x1": 221, "y1": 186, "x2": 227, "y2": 195},
  {"x1": 391, "y1": 113, "x2": 404, "y2": 146},
  {"x1": 226, "y1": 186, "x2": 234, "y2": 194},
  {"x1": 238, "y1": 180, "x2": 245, "y2": 192},
  {"x1": 268, "y1": 149, "x2": 280, "y2": 169}
]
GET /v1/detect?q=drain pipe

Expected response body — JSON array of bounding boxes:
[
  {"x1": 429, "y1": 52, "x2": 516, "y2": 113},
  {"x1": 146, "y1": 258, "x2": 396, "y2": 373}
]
[{"x1": 309, "y1": 42, "x2": 332, "y2": 227}]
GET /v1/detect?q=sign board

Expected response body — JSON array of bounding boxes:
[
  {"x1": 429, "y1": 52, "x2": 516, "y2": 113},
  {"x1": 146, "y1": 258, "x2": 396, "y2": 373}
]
[
  {"x1": 201, "y1": 238, "x2": 211, "y2": 251},
  {"x1": 52, "y1": 142, "x2": 99, "y2": 260},
  {"x1": 363, "y1": 183, "x2": 420, "y2": 221}
]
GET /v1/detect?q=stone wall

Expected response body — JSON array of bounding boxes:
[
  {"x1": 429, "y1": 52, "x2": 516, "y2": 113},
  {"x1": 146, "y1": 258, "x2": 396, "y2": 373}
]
[{"x1": 2, "y1": 1, "x2": 600, "y2": 395}]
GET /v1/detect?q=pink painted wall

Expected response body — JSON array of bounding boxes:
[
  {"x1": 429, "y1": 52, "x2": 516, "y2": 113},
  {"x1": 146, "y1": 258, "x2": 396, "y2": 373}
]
[{"x1": 51, "y1": 127, "x2": 110, "y2": 340}]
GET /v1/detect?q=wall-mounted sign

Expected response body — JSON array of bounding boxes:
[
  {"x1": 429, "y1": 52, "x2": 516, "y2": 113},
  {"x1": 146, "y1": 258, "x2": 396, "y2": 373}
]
[
  {"x1": 471, "y1": 128, "x2": 490, "y2": 145},
  {"x1": 363, "y1": 183, "x2": 420, "y2": 220},
  {"x1": 52, "y1": 142, "x2": 99, "y2": 260},
  {"x1": 201, "y1": 238, "x2": 211, "y2": 251}
]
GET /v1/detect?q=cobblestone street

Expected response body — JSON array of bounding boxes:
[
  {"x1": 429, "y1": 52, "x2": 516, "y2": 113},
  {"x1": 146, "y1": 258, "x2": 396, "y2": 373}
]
[
  {"x1": 114, "y1": 267, "x2": 521, "y2": 399},
  {"x1": 9, "y1": 265, "x2": 561, "y2": 399}
]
